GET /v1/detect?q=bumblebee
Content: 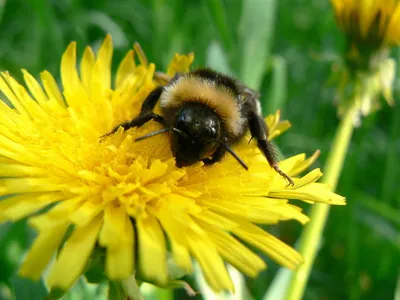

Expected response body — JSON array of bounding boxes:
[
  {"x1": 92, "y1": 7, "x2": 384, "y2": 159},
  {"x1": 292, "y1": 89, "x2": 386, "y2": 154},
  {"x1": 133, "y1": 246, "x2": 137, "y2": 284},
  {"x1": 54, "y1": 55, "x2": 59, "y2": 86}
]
[{"x1": 108, "y1": 68, "x2": 293, "y2": 185}]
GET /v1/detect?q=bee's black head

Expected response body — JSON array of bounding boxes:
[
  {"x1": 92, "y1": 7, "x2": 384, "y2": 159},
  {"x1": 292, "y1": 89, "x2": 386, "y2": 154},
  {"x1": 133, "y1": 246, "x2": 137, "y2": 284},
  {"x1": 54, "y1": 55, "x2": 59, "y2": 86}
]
[{"x1": 171, "y1": 103, "x2": 221, "y2": 168}]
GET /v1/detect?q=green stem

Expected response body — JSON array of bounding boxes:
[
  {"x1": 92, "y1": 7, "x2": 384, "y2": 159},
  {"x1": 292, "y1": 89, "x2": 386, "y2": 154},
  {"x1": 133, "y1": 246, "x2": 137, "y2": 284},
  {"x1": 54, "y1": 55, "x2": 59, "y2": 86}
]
[
  {"x1": 285, "y1": 103, "x2": 358, "y2": 300},
  {"x1": 121, "y1": 275, "x2": 144, "y2": 300}
]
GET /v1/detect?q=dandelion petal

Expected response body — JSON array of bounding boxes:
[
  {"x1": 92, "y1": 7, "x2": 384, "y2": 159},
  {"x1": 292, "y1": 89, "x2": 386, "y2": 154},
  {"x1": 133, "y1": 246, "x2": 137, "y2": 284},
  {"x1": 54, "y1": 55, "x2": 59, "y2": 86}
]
[
  {"x1": 137, "y1": 216, "x2": 168, "y2": 284},
  {"x1": 48, "y1": 214, "x2": 102, "y2": 290},
  {"x1": 106, "y1": 214, "x2": 134, "y2": 280},
  {"x1": 19, "y1": 221, "x2": 70, "y2": 280}
]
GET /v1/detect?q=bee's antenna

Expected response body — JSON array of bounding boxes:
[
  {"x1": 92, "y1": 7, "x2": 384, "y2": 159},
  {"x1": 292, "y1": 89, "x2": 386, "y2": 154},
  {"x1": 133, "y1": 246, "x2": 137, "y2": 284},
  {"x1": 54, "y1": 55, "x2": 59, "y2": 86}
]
[
  {"x1": 219, "y1": 142, "x2": 248, "y2": 170},
  {"x1": 135, "y1": 127, "x2": 189, "y2": 142},
  {"x1": 135, "y1": 127, "x2": 170, "y2": 141},
  {"x1": 172, "y1": 127, "x2": 188, "y2": 138}
]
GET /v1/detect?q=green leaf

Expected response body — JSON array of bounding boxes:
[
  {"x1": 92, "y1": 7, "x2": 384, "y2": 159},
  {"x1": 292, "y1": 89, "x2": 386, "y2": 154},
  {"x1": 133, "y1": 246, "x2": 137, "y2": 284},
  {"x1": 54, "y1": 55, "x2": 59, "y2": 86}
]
[
  {"x1": 108, "y1": 281, "x2": 123, "y2": 300},
  {"x1": 10, "y1": 275, "x2": 48, "y2": 300},
  {"x1": 0, "y1": 220, "x2": 29, "y2": 283},
  {"x1": 84, "y1": 248, "x2": 107, "y2": 284},
  {"x1": 239, "y1": 0, "x2": 277, "y2": 90},
  {"x1": 46, "y1": 278, "x2": 108, "y2": 300},
  {"x1": 44, "y1": 287, "x2": 65, "y2": 300},
  {"x1": 84, "y1": 264, "x2": 107, "y2": 285}
]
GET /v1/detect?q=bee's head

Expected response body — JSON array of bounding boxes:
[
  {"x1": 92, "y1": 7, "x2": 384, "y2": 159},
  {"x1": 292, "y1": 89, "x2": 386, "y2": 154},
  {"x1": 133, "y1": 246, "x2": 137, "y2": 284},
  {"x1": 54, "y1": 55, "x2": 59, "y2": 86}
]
[{"x1": 171, "y1": 103, "x2": 221, "y2": 168}]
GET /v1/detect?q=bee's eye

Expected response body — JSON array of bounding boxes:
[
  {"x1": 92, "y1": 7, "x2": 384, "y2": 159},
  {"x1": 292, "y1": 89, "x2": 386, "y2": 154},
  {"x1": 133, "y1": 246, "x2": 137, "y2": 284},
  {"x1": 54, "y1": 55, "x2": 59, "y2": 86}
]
[
  {"x1": 204, "y1": 119, "x2": 220, "y2": 140},
  {"x1": 175, "y1": 112, "x2": 191, "y2": 131},
  {"x1": 209, "y1": 126, "x2": 218, "y2": 137},
  {"x1": 175, "y1": 115, "x2": 184, "y2": 128}
]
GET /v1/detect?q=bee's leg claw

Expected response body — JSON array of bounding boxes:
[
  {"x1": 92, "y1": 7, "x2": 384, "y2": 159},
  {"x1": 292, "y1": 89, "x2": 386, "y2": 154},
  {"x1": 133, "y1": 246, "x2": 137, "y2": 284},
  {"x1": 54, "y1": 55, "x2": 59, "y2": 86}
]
[{"x1": 272, "y1": 164, "x2": 294, "y2": 186}]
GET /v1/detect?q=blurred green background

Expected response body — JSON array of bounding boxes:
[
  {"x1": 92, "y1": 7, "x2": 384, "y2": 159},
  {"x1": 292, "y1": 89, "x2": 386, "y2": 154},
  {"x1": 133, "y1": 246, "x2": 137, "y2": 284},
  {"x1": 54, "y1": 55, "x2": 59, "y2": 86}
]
[{"x1": 0, "y1": 0, "x2": 399, "y2": 299}]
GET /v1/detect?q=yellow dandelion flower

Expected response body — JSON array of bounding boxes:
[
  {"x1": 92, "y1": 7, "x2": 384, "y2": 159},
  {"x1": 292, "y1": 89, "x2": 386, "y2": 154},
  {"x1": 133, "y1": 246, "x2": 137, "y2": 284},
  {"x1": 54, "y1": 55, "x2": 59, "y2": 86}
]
[
  {"x1": 330, "y1": 0, "x2": 398, "y2": 125},
  {"x1": 331, "y1": 0, "x2": 400, "y2": 49},
  {"x1": 0, "y1": 35, "x2": 345, "y2": 294}
]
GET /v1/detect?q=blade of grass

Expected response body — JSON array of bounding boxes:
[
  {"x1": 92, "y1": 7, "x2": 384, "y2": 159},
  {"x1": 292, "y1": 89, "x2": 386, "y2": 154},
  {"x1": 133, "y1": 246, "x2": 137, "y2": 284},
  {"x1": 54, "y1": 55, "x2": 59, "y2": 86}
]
[
  {"x1": 206, "y1": 41, "x2": 234, "y2": 75},
  {"x1": 263, "y1": 267, "x2": 292, "y2": 300},
  {"x1": 85, "y1": 11, "x2": 128, "y2": 48},
  {"x1": 360, "y1": 192, "x2": 400, "y2": 226},
  {"x1": 239, "y1": 0, "x2": 277, "y2": 90},
  {"x1": 264, "y1": 55, "x2": 287, "y2": 114},
  {"x1": 31, "y1": 0, "x2": 65, "y2": 73},
  {"x1": 151, "y1": 0, "x2": 174, "y2": 68},
  {"x1": 357, "y1": 211, "x2": 400, "y2": 251},
  {"x1": 284, "y1": 102, "x2": 358, "y2": 300},
  {"x1": 395, "y1": 273, "x2": 400, "y2": 300},
  {"x1": 205, "y1": 0, "x2": 234, "y2": 51},
  {"x1": 380, "y1": 103, "x2": 400, "y2": 205},
  {"x1": 337, "y1": 140, "x2": 361, "y2": 300},
  {"x1": 0, "y1": 0, "x2": 5, "y2": 25}
]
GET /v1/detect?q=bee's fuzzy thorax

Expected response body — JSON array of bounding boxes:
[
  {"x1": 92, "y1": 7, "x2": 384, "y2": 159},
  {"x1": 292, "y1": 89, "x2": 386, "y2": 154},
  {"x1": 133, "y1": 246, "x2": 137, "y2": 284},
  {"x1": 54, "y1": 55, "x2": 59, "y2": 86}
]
[{"x1": 159, "y1": 76, "x2": 246, "y2": 136}]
